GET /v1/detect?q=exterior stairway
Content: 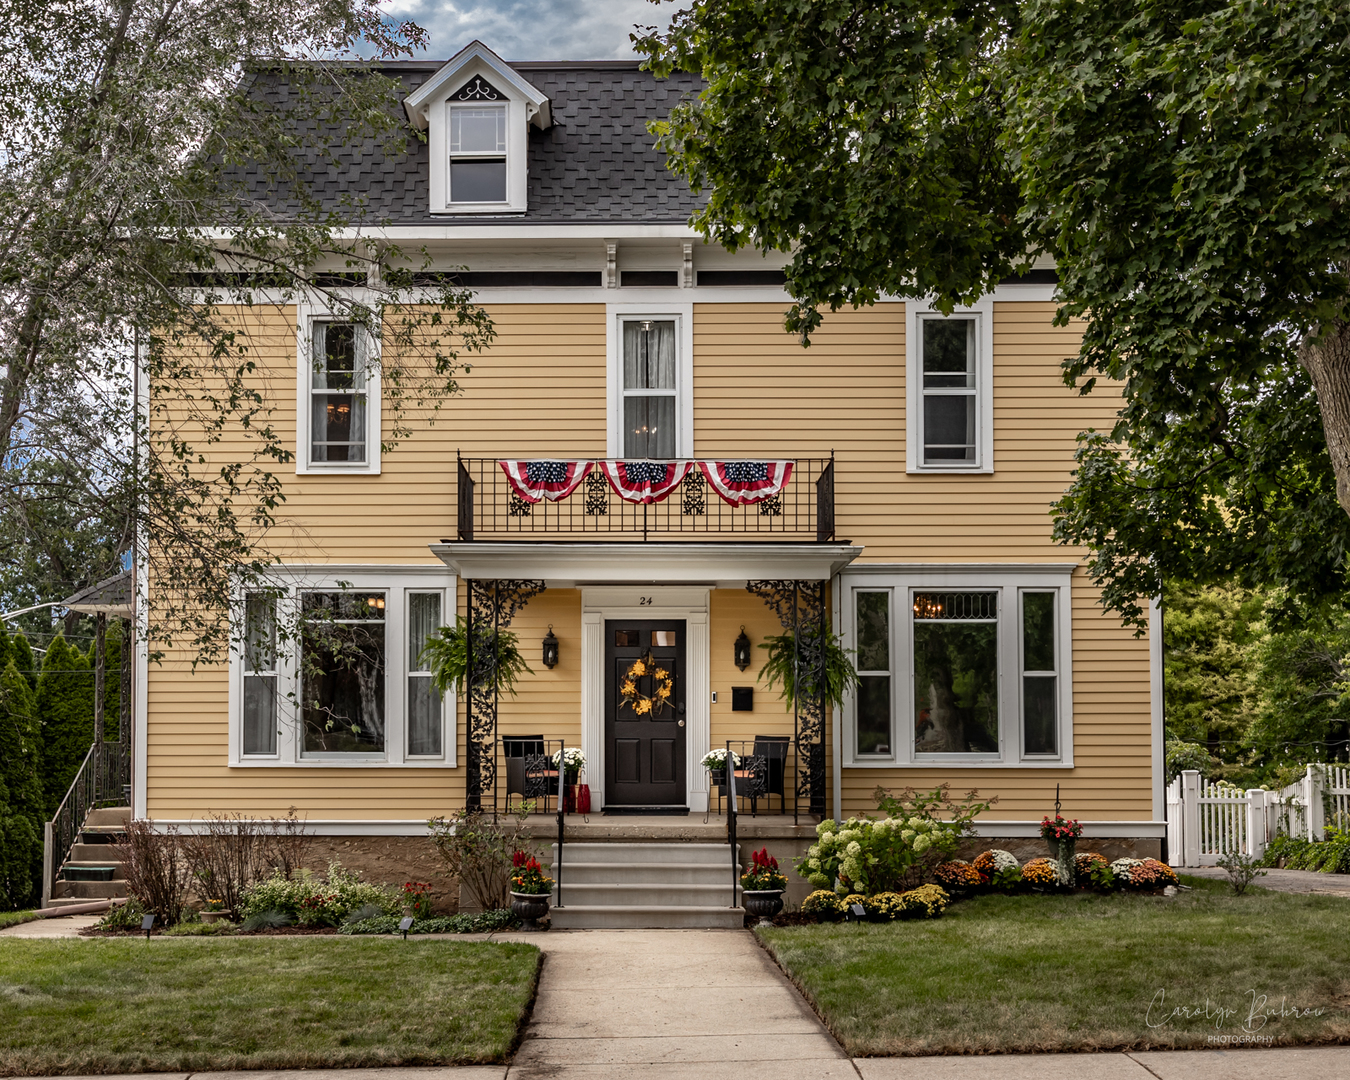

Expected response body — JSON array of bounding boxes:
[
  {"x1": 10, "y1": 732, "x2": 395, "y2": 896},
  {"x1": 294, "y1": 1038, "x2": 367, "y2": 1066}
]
[
  {"x1": 548, "y1": 842, "x2": 744, "y2": 928},
  {"x1": 49, "y1": 806, "x2": 130, "y2": 909}
]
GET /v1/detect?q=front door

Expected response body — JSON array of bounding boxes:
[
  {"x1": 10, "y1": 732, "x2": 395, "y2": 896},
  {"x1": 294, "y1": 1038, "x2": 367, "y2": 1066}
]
[{"x1": 604, "y1": 620, "x2": 687, "y2": 807}]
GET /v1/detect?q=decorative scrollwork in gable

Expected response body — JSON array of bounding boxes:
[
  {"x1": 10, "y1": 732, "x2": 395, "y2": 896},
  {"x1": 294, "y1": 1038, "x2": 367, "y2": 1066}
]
[{"x1": 453, "y1": 75, "x2": 503, "y2": 101}]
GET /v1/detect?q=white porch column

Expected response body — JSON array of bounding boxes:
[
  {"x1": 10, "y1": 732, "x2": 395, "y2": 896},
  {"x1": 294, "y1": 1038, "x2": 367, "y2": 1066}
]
[
  {"x1": 1181, "y1": 770, "x2": 1202, "y2": 867},
  {"x1": 687, "y1": 611, "x2": 710, "y2": 812}
]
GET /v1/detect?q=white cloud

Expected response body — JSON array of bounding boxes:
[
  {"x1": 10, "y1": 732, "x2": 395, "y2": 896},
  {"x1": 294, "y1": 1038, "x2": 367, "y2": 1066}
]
[{"x1": 382, "y1": 0, "x2": 677, "y2": 61}]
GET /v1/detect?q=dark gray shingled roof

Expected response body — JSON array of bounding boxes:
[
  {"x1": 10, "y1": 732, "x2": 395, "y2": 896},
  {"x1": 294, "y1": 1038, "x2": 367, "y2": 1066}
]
[{"x1": 230, "y1": 61, "x2": 706, "y2": 224}]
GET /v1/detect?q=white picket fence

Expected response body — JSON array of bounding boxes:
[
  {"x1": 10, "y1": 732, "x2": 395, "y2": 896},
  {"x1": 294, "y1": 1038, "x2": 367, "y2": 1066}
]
[{"x1": 1166, "y1": 765, "x2": 1350, "y2": 867}]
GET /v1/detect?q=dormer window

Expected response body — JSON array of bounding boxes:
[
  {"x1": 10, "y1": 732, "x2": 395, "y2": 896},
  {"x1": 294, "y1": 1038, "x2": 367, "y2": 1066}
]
[
  {"x1": 403, "y1": 40, "x2": 551, "y2": 217},
  {"x1": 449, "y1": 103, "x2": 507, "y2": 204}
]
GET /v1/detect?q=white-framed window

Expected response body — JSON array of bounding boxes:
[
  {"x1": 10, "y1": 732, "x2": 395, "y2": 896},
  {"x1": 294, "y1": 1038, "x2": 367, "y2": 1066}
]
[
  {"x1": 840, "y1": 566, "x2": 1074, "y2": 767},
  {"x1": 296, "y1": 309, "x2": 380, "y2": 474},
  {"x1": 449, "y1": 104, "x2": 507, "y2": 204},
  {"x1": 228, "y1": 568, "x2": 455, "y2": 767},
  {"x1": 606, "y1": 305, "x2": 694, "y2": 458},
  {"x1": 241, "y1": 593, "x2": 278, "y2": 758},
  {"x1": 906, "y1": 296, "x2": 994, "y2": 473}
]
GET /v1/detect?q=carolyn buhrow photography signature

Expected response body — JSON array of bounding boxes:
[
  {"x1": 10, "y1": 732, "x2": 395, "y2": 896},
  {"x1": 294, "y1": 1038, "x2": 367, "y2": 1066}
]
[{"x1": 1146, "y1": 989, "x2": 1326, "y2": 1037}]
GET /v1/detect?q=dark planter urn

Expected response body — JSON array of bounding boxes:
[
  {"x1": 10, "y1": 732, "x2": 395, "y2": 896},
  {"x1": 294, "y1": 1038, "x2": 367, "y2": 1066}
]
[
  {"x1": 742, "y1": 889, "x2": 784, "y2": 924},
  {"x1": 1048, "y1": 837, "x2": 1077, "y2": 886},
  {"x1": 709, "y1": 768, "x2": 727, "y2": 788},
  {"x1": 510, "y1": 890, "x2": 551, "y2": 931}
]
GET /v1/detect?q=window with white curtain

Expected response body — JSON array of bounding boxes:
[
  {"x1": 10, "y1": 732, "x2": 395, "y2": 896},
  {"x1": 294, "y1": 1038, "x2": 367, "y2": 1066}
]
[
  {"x1": 310, "y1": 322, "x2": 367, "y2": 464},
  {"x1": 242, "y1": 594, "x2": 277, "y2": 756},
  {"x1": 622, "y1": 318, "x2": 677, "y2": 458},
  {"x1": 407, "y1": 592, "x2": 443, "y2": 757}
]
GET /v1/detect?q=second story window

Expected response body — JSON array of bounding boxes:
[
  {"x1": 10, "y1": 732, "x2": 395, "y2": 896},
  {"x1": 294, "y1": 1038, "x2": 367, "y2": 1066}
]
[
  {"x1": 622, "y1": 318, "x2": 677, "y2": 458},
  {"x1": 449, "y1": 104, "x2": 507, "y2": 204},
  {"x1": 310, "y1": 322, "x2": 366, "y2": 464},
  {"x1": 920, "y1": 316, "x2": 977, "y2": 465}
]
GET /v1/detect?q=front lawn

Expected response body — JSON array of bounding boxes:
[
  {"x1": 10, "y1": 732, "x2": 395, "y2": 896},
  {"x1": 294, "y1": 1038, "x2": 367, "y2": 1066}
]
[
  {"x1": 0, "y1": 937, "x2": 539, "y2": 1076},
  {"x1": 757, "y1": 876, "x2": 1350, "y2": 1055},
  {"x1": 0, "y1": 912, "x2": 38, "y2": 931}
]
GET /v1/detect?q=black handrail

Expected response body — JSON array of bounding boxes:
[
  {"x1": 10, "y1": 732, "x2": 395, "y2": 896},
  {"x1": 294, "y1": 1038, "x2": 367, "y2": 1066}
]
[
  {"x1": 555, "y1": 745, "x2": 566, "y2": 909},
  {"x1": 727, "y1": 739, "x2": 739, "y2": 908},
  {"x1": 46, "y1": 741, "x2": 130, "y2": 903}
]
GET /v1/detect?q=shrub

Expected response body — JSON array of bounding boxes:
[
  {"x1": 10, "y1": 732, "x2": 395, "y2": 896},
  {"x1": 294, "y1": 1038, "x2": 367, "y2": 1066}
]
[
  {"x1": 1216, "y1": 849, "x2": 1268, "y2": 895},
  {"x1": 241, "y1": 909, "x2": 293, "y2": 931},
  {"x1": 428, "y1": 804, "x2": 534, "y2": 912},
  {"x1": 1267, "y1": 827, "x2": 1350, "y2": 873},
  {"x1": 973, "y1": 849, "x2": 1021, "y2": 891},
  {"x1": 741, "y1": 847, "x2": 788, "y2": 891},
  {"x1": 94, "y1": 898, "x2": 145, "y2": 930},
  {"x1": 340, "y1": 908, "x2": 518, "y2": 935},
  {"x1": 119, "y1": 820, "x2": 192, "y2": 926},
  {"x1": 237, "y1": 861, "x2": 399, "y2": 926},
  {"x1": 801, "y1": 889, "x2": 847, "y2": 921},
  {"x1": 797, "y1": 784, "x2": 991, "y2": 896},
  {"x1": 178, "y1": 808, "x2": 314, "y2": 916},
  {"x1": 1110, "y1": 857, "x2": 1179, "y2": 890},
  {"x1": 1165, "y1": 739, "x2": 1213, "y2": 781},
  {"x1": 400, "y1": 882, "x2": 433, "y2": 918},
  {"x1": 863, "y1": 885, "x2": 950, "y2": 920}
]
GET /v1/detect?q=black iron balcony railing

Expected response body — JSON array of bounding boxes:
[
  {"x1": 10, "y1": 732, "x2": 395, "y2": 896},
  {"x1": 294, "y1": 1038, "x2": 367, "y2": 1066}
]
[{"x1": 456, "y1": 455, "x2": 835, "y2": 542}]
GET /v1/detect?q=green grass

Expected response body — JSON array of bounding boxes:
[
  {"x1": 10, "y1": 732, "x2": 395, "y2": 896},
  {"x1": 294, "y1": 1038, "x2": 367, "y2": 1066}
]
[
  {"x1": 757, "y1": 878, "x2": 1350, "y2": 1056},
  {"x1": 0, "y1": 937, "x2": 540, "y2": 1075},
  {"x1": 0, "y1": 912, "x2": 38, "y2": 931}
]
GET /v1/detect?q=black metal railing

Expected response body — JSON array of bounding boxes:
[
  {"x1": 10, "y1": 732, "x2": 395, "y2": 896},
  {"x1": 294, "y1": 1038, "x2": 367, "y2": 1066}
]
[
  {"x1": 46, "y1": 741, "x2": 130, "y2": 902},
  {"x1": 456, "y1": 455, "x2": 835, "y2": 542},
  {"x1": 492, "y1": 736, "x2": 576, "y2": 908},
  {"x1": 727, "y1": 739, "x2": 740, "y2": 909},
  {"x1": 705, "y1": 738, "x2": 800, "y2": 821}
]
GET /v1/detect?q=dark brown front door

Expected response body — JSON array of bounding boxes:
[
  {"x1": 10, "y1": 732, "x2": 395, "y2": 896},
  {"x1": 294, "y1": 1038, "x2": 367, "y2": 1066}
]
[{"x1": 605, "y1": 620, "x2": 687, "y2": 807}]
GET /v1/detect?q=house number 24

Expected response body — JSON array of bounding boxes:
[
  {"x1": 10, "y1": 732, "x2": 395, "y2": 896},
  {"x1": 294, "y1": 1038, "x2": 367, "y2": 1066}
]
[{"x1": 638, "y1": 596, "x2": 654, "y2": 606}]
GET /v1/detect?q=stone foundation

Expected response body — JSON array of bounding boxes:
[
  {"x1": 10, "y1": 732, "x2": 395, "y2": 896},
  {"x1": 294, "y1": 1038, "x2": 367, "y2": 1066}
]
[{"x1": 957, "y1": 837, "x2": 1163, "y2": 863}]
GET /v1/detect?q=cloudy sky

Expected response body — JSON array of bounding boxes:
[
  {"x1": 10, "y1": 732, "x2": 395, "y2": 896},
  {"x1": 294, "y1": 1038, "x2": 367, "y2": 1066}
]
[{"x1": 383, "y1": 0, "x2": 678, "y2": 61}]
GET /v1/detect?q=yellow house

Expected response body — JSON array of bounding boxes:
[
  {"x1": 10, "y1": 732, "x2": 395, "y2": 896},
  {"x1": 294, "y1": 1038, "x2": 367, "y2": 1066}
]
[{"x1": 127, "y1": 42, "x2": 1163, "y2": 924}]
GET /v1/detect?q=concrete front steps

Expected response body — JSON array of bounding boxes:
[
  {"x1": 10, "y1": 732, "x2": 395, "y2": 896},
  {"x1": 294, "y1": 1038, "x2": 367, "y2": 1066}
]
[
  {"x1": 548, "y1": 841, "x2": 744, "y2": 929},
  {"x1": 49, "y1": 806, "x2": 130, "y2": 909}
]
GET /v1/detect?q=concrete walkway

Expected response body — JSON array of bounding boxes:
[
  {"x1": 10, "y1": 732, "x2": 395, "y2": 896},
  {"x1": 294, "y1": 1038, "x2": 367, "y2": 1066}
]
[
  {"x1": 509, "y1": 928, "x2": 853, "y2": 1079},
  {"x1": 0, "y1": 914, "x2": 101, "y2": 937}
]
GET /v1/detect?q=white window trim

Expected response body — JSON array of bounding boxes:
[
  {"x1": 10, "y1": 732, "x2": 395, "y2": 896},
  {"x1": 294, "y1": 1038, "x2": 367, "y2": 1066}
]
[
  {"x1": 296, "y1": 302, "x2": 381, "y2": 475},
  {"x1": 228, "y1": 566, "x2": 456, "y2": 768},
  {"x1": 425, "y1": 69, "x2": 530, "y2": 215},
  {"x1": 906, "y1": 295, "x2": 995, "y2": 474},
  {"x1": 606, "y1": 303, "x2": 694, "y2": 459},
  {"x1": 839, "y1": 564, "x2": 1074, "y2": 768}
]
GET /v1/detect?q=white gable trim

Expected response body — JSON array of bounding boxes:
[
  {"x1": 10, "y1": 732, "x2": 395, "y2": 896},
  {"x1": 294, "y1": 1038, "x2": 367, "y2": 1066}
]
[{"x1": 404, "y1": 40, "x2": 551, "y2": 131}]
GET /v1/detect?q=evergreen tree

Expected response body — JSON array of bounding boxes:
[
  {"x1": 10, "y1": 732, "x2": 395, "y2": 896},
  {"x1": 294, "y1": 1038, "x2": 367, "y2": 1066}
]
[
  {"x1": 36, "y1": 635, "x2": 94, "y2": 815},
  {"x1": 0, "y1": 659, "x2": 43, "y2": 909},
  {"x1": 86, "y1": 630, "x2": 122, "y2": 742},
  {"x1": 10, "y1": 632, "x2": 36, "y2": 693}
]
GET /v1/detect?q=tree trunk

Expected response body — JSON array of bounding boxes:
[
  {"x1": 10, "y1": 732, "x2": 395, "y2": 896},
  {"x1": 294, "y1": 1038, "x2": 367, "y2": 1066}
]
[{"x1": 1300, "y1": 321, "x2": 1350, "y2": 517}]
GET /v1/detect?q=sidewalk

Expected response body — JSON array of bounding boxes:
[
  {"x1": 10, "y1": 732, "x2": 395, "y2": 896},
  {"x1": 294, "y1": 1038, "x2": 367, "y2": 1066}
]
[{"x1": 1183, "y1": 866, "x2": 1350, "y2": 896}]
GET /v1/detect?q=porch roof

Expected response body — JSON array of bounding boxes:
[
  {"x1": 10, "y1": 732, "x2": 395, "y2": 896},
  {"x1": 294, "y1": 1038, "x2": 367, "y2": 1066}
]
[{"x1": 428, "y1": 541, "x2": 863, "y2": 585}]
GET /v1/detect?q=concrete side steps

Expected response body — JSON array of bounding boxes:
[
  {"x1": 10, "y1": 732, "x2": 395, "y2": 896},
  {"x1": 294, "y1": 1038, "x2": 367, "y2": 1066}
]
[
  {"x1": 554, "y1": 882, "x2": 740, "y2": 907},
  {"x1": 68, "y1": 843, "x2": 125, "y2": 863},
  {"x1": 549, "y1": 904, "x2": 745, "y2": 929},
  {"x1": 85, "y1": 806, "x2": 131, "y2": 827},
  {"x1": 51, "y1": 879, "x2": 129, "y2": 900}
]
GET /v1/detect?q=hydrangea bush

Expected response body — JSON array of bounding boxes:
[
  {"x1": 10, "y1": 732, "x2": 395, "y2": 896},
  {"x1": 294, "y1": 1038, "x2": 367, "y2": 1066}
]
[{"x1": 796, "y1": 784, "x2": 992, "y2": 895}]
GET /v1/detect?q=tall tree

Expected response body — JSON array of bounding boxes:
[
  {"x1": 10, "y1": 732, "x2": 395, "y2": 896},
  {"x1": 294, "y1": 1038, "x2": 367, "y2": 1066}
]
[
  {"x1": 638, "y1": 0, "x2": 1350, "y2": 623},
  {"x1": 0, "y1": 657, "x2": 43, "y2": 908},
  {"x1": 0, "y1": 0, "x2": 495, "y2": 666}
]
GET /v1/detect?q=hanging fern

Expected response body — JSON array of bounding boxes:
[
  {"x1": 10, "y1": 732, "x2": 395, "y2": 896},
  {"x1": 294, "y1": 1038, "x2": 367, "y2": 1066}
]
[
  {"x1": 758, "y1": 627, "x2": 859, "y2": 712},
  {"x1": 422, "y1": 615, "x2": 534, "y2": 697}
]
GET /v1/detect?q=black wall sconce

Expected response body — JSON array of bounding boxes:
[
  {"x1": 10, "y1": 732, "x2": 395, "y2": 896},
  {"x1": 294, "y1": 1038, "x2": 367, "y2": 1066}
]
[
  {"x1": 733, "y1": 626, "x2": 752, "y2": 671},
  {"x1": 542, "y1": 625, "x2": 559, "y2": 669}
]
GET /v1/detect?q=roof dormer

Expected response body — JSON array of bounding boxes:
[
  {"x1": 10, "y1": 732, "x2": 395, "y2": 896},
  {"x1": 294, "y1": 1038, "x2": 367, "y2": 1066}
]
[{"x1": 404, "y1": 41, "x2": 551, "y2": 216}]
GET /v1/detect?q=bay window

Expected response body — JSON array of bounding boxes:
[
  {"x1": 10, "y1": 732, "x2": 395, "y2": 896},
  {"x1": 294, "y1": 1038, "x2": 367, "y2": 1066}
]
[{"x1": 301, "y1": 592, "x2": 387, "y2": 756}]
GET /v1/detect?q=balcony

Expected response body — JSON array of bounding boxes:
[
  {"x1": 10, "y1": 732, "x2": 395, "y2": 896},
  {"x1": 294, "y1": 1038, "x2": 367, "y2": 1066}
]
[{"x1": 455, "y1": 455, "x2": 835, "y2": 542}]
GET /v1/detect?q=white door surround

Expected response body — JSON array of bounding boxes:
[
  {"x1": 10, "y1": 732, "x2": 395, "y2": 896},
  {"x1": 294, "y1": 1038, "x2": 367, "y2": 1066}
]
[{"x1": 580, "y1": 587, "x2": 711, "y2": 812}]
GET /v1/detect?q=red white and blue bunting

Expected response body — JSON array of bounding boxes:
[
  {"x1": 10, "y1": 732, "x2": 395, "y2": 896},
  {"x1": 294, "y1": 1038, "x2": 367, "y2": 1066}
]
[
  {"x1": 600, "y1": 460, "x2": 695, "y2": 504},
  {"x1": 497, "y1": 460, "x2": 794, "y2": 507},
  {"x1": 698, "y1": 460, "x2": 794, "y2": 506},
  {"x1": 498, "y1": 459, "x2": 594, "y2": 503}
]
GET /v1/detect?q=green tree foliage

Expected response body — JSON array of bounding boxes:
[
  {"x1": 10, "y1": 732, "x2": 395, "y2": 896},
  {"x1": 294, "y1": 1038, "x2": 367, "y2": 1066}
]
[
  {"x1": 639, "y1": 1, "x2": 1350, "y2": 622},
  {"x1": 10, "y1": 632, "x2": 36, "y2": 693},
  {"x1": 0, "y1": 656, "x2": 43, "y2": 909},
  {"x1": 35, "y1": 635, "x2": 94, "y2": 815}
]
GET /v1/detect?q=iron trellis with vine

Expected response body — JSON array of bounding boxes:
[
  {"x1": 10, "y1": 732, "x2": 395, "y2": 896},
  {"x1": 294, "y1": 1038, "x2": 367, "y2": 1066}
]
[
  {"x1": 465, "y1": 578, "x2": 545, "y2": 811},
  {"x1": 746, "y1": 579, "x2": 828, "y2": 821}
]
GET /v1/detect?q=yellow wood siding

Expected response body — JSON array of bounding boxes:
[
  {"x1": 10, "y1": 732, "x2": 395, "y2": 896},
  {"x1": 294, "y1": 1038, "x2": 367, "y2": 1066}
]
[{"x1": 143, "y1": 298, "x2": 1153, "y2": 825}]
